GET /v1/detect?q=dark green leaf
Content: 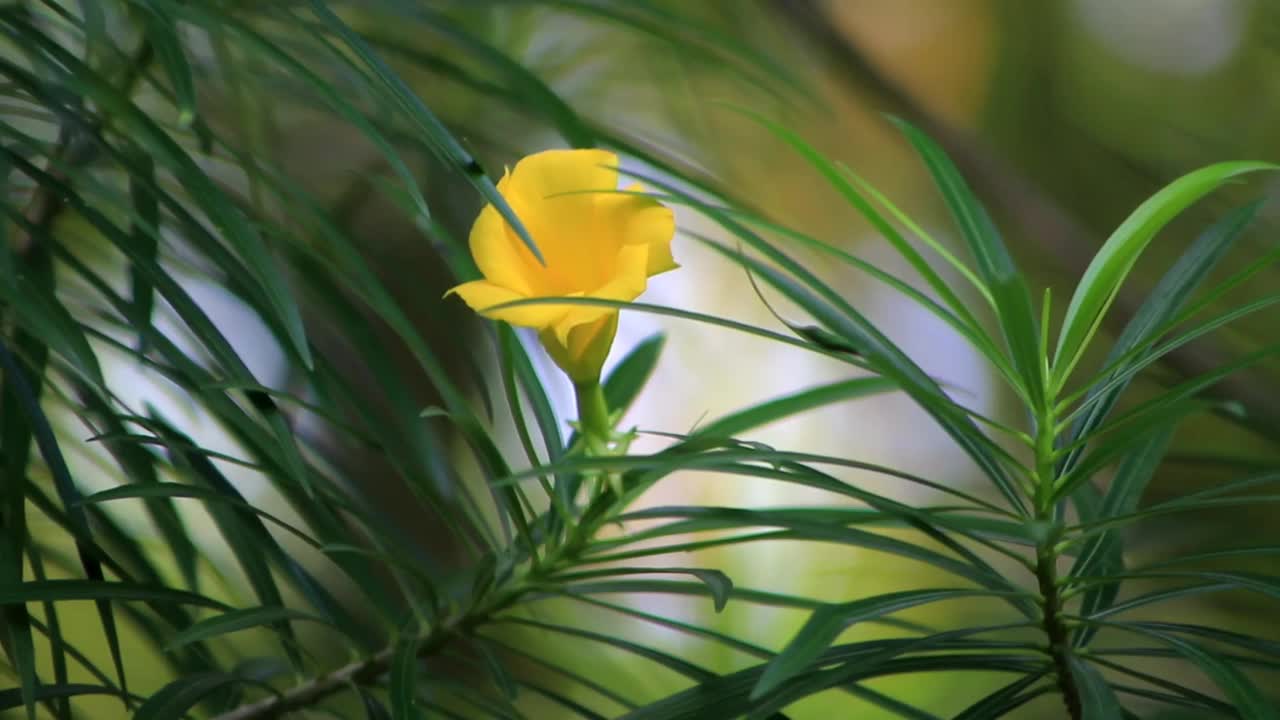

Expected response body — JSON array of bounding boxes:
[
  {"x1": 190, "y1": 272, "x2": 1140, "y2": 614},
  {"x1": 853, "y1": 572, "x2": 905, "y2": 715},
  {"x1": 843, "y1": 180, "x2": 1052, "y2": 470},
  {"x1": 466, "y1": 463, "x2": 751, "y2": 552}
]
[
  {"x1": 0, "y1": 684, "x2": 118, "y2": 711},
  {"x1": 390, "y1": 625, "x2": 422, "y2": 720},
  {"x1": 1070, "y1": 426, "x2": 1175, "y2": 647},
  {"x1": 126, "y1": 146, "x2": 159, "y2": 343},
  {"x1": 0, "y1": 336, "x2": 125, "y2": 702},
  {"x1": 1070, "y1": 657, "x2": 1123, "y2": 720},
  {"x1": 136, "y1": 1, "x2": 197, "y2": 126},
  {"x1": 953, "y1": 672, "x2": 1048, "y2": 719},
  {"x1": 1059, "y1": 201, "x2": 1259, "y2": 476},
  {"x1": 0, "y1": 579, "x2": 229, "y2": 609},
  {"x1": 752, "y1": 589, "x2": 1012, "y2": 699},
  {"x1": 1148, "y1": 632, "x2": 1278, "y2": 720},
  {"x1": 1053, "y1": 162, "x2": 1276, "y2": 387},
  {"x1": 603, "y1": 333, "x2": 666, "y2": 418},
  {"x1": 304, "y1": 0, "x2": 543, "y2": 263},
  {"x1": 892, "y1": 117, "x2": 1043, "y2": 410},
  {"x1": 164, "y1": 606, "x2": 328, "y2": 652},
  {"x1": 361, "y1": 688, "x2": 392, "y2": 720},
  {"x1": 148, "y1": 417, "x2": 301, "y2": 666},
  {"x1": 694, "y1": 377, "x2": 897, "y2": 439},
  {"x1": 553, "y1": 566, "x2": 733, "y2": 613},
  {"x1": 133, "y1": 673, "x2": 236, "y2": 720}
]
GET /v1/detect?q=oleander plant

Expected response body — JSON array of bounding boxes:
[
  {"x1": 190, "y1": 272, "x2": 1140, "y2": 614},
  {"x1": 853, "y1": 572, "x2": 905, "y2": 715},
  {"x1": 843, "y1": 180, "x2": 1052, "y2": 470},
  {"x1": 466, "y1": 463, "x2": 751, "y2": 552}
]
[{"x1": 2, "y1": 2, "x2": 1280, "y2": 719}]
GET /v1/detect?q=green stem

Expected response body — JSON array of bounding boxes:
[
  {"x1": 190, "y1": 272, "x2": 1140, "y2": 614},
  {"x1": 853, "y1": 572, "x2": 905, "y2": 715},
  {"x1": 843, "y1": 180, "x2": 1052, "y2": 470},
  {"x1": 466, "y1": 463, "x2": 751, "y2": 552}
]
[
  {"x1": 1033, "y1": 404, "x2": 1082, "y2": 720},
  {"x1": 1036, "y1": 539, "x2": 1081, "y2": 720},
  {"x1": 574, "y1": 380, "x2": 611, "y2": 449}
]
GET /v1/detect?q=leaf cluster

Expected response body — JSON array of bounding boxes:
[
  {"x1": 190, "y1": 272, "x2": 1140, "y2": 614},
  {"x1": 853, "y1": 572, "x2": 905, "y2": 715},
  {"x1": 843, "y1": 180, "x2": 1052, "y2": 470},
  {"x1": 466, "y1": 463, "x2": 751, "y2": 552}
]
[{"x1": 1, "y1": 2, "x2": 1278, "y2": 719}]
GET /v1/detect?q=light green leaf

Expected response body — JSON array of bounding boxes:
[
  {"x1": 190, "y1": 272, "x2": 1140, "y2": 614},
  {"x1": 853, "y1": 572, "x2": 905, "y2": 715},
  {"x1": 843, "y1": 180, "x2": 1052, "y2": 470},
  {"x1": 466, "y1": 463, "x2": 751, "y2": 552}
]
[{"x1": 1053, "y1": 161, "x2": 1276, "y2": 388}]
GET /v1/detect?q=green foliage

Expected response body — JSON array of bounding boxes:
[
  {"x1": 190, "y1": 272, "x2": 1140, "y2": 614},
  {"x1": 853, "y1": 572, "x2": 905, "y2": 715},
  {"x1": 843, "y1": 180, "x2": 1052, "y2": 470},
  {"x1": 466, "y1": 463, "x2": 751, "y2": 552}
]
[{"x1": 1, "y1": 1, "x2": 1278, "y2": 718}]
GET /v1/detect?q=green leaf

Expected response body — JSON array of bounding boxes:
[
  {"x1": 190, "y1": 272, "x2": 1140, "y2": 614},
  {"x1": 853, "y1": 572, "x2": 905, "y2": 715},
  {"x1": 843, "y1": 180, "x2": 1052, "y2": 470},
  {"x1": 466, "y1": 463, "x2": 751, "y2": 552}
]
[
  {"x1": 0, "y1": 328, "x2": 40, "y2": 720},
  {"x1": 390, "y1": 623, "x2": 422, "y2": 720},
  {"x1": 953, "y1": 672, "x2": 1048, "y2": 719},
  {"x1": 720, "y1": 105, "x2": 987, "y2": 347},
  {"x1": 0, "y1": 135, "x2": 314, "y2": 502},
  {"x1": 360, "y1": 688, "x2": 393, "y2": 720},
  {"x1": 135, "y1": 0, "x2": 197, "y2": 127},
  {"x1": 603, "y1": 332, "x2": 666, "y2": 417},
  {"x1": 696, "y1": 239, "x2": 1027, "y2": 513},
  {"x1": 1053, "y1": 161, "x2": 1276, "y2": 388},
  {"x1": 499, "y1": 325, "x2": 563, "y2": 462},
  {"x1": 751, "y1": 589, "x2": 1011, "y2": 699},
  {"x1": 484, "y1": 637, "x2": 636, "y2": 712},
  {"x1": 66, "y1": 253, "x2": 397, "y2": 633},
  {"x1": 495, "y1": 616, "x2": 715, "y2": 682},
  {"x1": 0, "y1": 684, "x2": 119, "y2": 711},
  {"x1": 1068, "y1": 468, "x2": 1280, "y2": 543},
  {"x1": 0, "y1": 336, "x2": 126, "y2": 704},
  {"x1": 0, "y1": 580, "x2": 229, "y2": 609},
  {"x1": 1123, "y1": 621, "x2": 1280, "y2": 661},
  {"x1": 892, "y1": 117, "x2": 1044, "y2": 410},
  {"x1": 1070, "y1": 426, "x2": 1175, "y2": 647},
  {"x1": 177, "y1": 1, "x2": 436, "y2": 251},
  {"x1": 148, "y1": 417, "x2": 301, "y2": 666},
  {"x1": 76, "y1": 389, "x2": 200, "y2": 590},
  {"x1": 552, "y1": 567, "x2": 733, "y2": 613},
  {"x1": 603, "y1": 505, "x2": 1027, "y2": 597},
  {"x1": 693, "y1": 377, "x2": 898, "y2": 439},
  {"x1": 368, "y1": 5, "x2": 595, "y2": 148},
  {"x1": 547, "y1": 0, "x2": 812, "y2": 105},
  {"x1": 470, "y1": 638, "x2": 518, "y2": 701},
  {"x1": 304, "y1": 0, "x2": 543, "y2": 263},
  {"x1": 0, "y1": 274, "x2": 103, "y2": 389},
  {"x1": 164, "y1": 606, "x2": 328, "y2": 652},
  {"x1": 622, "y1": 640, "x2": 1041, "y2": 720},
  {"x1": 519, "y1": 680, "x2": 609, "y2": 720},
  {"x1": 1086, "y1": 653, "x2": 1238, "y2": 715},
  {"x1": 133, "y1": 673, "x2": 236, "y2": 720},
  {"x1": 1070, "y1": 657, "x2": 1123, "y2": 720},
  {"x1": 126, "y1": 146, "x2": 159, "y2": 343},
  {"x1": 0, "y1": 16, "x2": 313, "y2": 370},
  {"x1": 1148, "y1": 633, "x2": 1278, "y2": 720},
  {"x1": 1058, "y1": 201, "x2": 1259, "y2": 476},
  {"x1": 25, "y1": 547, "x2": 69, "y2": 720},
  {"x1": 80, "y1": 482, "x2": 319, "y2": 549},
  {"x1": 1068, "y1": 342, "x2": 1280, "y2": 470}
]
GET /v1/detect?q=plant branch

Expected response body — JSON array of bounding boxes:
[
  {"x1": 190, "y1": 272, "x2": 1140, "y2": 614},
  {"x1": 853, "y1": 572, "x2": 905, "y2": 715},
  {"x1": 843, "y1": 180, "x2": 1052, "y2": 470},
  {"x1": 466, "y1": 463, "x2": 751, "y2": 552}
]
[
  {"x1": 1032, "y1": 388, "x2": 1082, "y2": 717},
  {"x1": 1036, "y1": 542, "x2": 1082, "y2": 720},
  {"x1": 211, "y1": 645, "x2": 395, "y2": 720}
]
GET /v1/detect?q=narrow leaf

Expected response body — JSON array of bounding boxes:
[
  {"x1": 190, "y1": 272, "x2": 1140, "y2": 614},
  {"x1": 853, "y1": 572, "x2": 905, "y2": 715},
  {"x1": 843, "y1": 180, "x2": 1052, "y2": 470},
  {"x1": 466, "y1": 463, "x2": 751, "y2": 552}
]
[
  {"x1": 1054, "y1": 162, "x2": 1276, "y2": 386},
  {"x1": 133, "y1": 673, "x2": 236, "y2": 720},
  {"x1": 752, "y1": 589, "x2": 1004, "y2": 699},
  {"x1": 164, "y1": 606, "x2": 327, "y2": 652},
  {"x1": 1070, "y1": 656, "x2": 1124, "y2": 720}
]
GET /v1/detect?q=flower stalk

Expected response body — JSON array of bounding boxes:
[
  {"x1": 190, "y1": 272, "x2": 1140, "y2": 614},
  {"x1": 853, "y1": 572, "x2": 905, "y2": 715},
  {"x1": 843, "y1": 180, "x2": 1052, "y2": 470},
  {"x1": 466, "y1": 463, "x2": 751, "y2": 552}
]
[{"x1": 574, "y1": 380, "x2": 612, "y2": 451}]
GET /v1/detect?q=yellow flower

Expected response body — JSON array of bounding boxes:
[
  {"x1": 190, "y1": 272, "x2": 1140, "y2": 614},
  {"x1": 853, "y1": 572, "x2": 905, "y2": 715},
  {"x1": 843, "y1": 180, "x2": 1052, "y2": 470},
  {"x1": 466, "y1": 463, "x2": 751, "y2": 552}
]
[{"x1": 449, "y1": 149, "x2": 677, "y2": 383}]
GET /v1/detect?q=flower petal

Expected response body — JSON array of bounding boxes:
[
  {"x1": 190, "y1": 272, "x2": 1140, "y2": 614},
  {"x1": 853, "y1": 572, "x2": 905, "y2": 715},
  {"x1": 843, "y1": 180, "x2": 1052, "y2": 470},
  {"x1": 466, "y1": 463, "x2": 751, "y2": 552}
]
[
  {"x1": 601, "y1": 183, "x2": 678, "y2": 276},
  {"x1": 469, "y1": 200, "x2": 542, "y2": 295},
  {"x1": 506, "y1": 148, "x2": 618, "y2": 207},
  {"x1": 550, "y1": 242, "x2": 650, "y2": 346},
  {"x1": 448, "y1": 280, "x2": 565, "y2": 329},
  {"x1": 503, "y1": 149, "x2": 622, "y2": 292}
]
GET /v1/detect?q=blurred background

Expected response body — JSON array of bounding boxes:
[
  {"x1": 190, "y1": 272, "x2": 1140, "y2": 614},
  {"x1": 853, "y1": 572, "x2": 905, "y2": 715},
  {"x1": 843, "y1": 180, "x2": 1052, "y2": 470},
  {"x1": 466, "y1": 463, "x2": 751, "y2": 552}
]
[{"x1": 8, "y1": 0, "x2": 1280, "y2": 717}]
